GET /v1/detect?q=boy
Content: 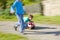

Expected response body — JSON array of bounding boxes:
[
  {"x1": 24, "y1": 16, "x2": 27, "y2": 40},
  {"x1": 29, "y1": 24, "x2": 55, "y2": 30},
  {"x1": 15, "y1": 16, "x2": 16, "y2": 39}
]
[
  {"x1": 14, "y1": 15, "x2": 35, "y2": 30},
  {"x1": 10, "y1": 0, "x2": 25, "y2": 33},
  {"x1": 24, "y1": 15, "x2": 35, "y2": 29}
]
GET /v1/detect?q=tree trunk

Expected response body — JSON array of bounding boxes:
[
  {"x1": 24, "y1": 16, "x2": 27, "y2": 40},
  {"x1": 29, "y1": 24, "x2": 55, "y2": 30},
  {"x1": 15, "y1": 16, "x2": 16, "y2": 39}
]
[
  {"x1": 40, "y1": 2, "x2": 44, "y2": 16},
  {"x1": 3, "y1": 0, "x2": 7, "y2": 9}
]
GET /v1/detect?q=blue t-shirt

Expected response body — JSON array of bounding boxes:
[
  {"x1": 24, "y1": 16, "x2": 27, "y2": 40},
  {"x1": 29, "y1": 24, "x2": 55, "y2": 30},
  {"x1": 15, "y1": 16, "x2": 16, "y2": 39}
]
[{"x1": 10, "y1": 1, "x2": 24, "y2": 14}]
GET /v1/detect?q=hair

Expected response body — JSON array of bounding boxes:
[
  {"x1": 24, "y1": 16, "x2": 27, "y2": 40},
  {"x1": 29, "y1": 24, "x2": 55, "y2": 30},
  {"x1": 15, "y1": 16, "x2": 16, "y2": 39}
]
[{"x1": 29, "y1": 15, "x2": 33, "y2": 18}]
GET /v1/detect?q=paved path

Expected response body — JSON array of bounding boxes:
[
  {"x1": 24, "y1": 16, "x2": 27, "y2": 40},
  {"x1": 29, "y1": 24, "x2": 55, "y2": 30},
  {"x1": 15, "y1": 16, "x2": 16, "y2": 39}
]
[{"x1": 0, "y1": 21, "x2": 60, "y2": 40}]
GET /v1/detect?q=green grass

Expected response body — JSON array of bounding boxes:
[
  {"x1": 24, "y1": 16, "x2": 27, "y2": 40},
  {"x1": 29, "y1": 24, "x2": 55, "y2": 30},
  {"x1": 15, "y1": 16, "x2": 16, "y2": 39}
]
[
  {"x1": 0, "y1": 32, "x2": 28, "y2": 40},
  {"x1": 0, "y1": 15, "x2": 17, "y2": 21},
  {"x1": 32, "y1": 14, "x2": 60, "y2": 24},
  {"x1": 0, "y1": 14, "x2": 60, "y2": 24}
]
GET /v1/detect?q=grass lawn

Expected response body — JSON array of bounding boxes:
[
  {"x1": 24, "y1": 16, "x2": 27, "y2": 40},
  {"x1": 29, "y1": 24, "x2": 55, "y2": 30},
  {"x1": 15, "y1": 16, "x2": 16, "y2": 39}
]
[
  {"x1": 33, "y1": 14, "x2": 60, "y2": 24},
  {"x1": 0, "y1": 14, "x2": 60, "y2": 24},
  {"x1": 0, "y1": 32, "x2": 28, "y2": 40}
]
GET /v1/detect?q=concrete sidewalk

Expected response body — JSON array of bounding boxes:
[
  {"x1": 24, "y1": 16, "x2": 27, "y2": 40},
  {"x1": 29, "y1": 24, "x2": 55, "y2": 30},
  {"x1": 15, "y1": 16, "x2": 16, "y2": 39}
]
[{"x1": 0, "y1": 21, "x2": 60, "y2": 40}]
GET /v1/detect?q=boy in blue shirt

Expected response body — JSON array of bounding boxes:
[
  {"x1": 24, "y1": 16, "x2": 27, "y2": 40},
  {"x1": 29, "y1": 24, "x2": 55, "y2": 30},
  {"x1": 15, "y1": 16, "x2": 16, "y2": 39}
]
[{"x1": 10, "y1": 0, "x2": 25, "y2": 33}]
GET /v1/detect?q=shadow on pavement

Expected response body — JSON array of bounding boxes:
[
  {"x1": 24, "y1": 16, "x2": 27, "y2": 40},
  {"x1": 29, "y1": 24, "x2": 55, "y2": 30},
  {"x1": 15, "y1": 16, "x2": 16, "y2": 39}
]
[
  {"x1": 25, "y1": 31, "x2": 60, "y2": 36},
  {"x1": 25, "y1": 26, "x2": 60, "y2": 36},
  {"x1": 34, "y1": 26, "x2": 56, "y2": 30}
]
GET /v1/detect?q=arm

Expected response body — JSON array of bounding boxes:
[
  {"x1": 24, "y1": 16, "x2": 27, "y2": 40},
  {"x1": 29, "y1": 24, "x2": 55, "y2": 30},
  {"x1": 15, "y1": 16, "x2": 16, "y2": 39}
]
[{"x1": 10, "y1": 1, "x2": 17, "y2": 14}]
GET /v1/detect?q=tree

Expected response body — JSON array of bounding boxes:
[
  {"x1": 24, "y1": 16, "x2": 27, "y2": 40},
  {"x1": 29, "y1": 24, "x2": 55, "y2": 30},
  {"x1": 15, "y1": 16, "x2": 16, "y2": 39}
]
[
  {"x1": 0, "y1": 0, "x2": 7, "y2": 10},
  {"x1": 3, "y1": 0, "x2": 7, "y2": 9},
  {"x1": 0, "y1": 0, "x2": 14, "y2": 10},
  {"x1": 40, "y1": 2, "x2": 44, "y2": 16},
  {"x1": 29, "y1": 0, "x2": 36, "y2": 2},
  {"x1": 37, "y1": 0, "x2": 44, "y2": 16}
]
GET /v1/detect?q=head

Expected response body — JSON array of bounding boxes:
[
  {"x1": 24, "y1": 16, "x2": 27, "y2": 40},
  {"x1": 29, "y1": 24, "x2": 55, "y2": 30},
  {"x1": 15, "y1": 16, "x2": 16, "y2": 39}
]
[{"x1": 28, "y1": 15, "x2": 33, "y2": 20}]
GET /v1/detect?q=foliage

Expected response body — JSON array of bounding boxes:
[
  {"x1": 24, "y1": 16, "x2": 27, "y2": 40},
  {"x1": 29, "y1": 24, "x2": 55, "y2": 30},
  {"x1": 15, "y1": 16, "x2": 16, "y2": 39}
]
[{"x1": 1, "y1": 9, "x2": 10, "y2": 15}]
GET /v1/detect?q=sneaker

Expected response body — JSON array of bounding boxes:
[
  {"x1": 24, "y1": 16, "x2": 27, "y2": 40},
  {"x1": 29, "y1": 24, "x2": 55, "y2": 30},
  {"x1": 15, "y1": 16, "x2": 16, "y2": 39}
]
[
  {"x1": 20, "y1": 30, "x2": 26, "y2": 35},
  {"x1": 14, "y1": 26, "x2": 17, "y2": 31},
  {"x1": 19, "y1": 32, "x2": 25, "y2": 35}
]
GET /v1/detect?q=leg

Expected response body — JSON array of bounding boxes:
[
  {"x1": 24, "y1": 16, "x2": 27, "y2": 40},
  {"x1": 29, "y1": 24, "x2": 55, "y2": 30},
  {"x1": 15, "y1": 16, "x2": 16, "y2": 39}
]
[
  {"x1": 14, "y1": 14, "x2": 21, "y2": 31},
  {"x1": 24, "y1": 23, "x2": 28, "y2": 29},
  {"x1": 17, "y1": 14, "x2": 25, "y2": 33},
  {"x1": 15, "y1": 14, "x2": 21, "y2": 27}
]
